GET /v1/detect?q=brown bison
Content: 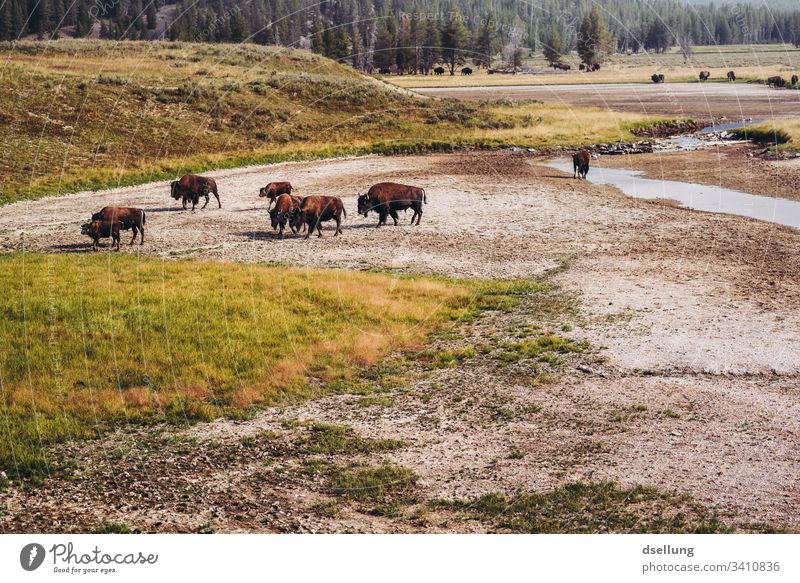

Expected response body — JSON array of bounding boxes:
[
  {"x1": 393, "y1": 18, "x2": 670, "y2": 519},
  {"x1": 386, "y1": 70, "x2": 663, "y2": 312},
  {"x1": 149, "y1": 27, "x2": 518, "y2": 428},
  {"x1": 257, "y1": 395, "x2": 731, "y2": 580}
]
[
  {"x1": 461, "y1": 67, "x2": 473, "y2": 75},
  {"x1": 727, "y1": 70, "x2": 736, "y2": 82},
  {"x1": 792, "y1": 74, "x2": 799, "y2": 86},
  {"x1": 91, "y1": 206, "x2": 145, "y2": 245},
  {"x1": 768, "y1": 76, "x2": 786, "y2": 88},
  {"x1": 292, "y1": 196, "x2": 346, "y2": 239},
  {"x1": 258, "y1": 181, "x2": 294, "y2": 208},
  {"x1": 552, "y1": 62, "x2": 571, "y2": 71},
  {"x1": 170, "y1": 174, "x2": 220, "y2": 210},
  {"x1": 357, "y1": 182, "x2": 426, "y2": 227},
  {"x1": 269, "y1": 194, "x2": 303, "y2": 237},
  {"x1": 573, "y1": 150, "x2": 590, "y2": 179},
  {"x1": 81, "y1": 220, "x2": 120, "y2": 251},
  {"x1": 651, "y1": 73, "x2": 665, "y2": 83},
  {"x1": 699, "y1": 71, "x2": 710, "y2": 81}
]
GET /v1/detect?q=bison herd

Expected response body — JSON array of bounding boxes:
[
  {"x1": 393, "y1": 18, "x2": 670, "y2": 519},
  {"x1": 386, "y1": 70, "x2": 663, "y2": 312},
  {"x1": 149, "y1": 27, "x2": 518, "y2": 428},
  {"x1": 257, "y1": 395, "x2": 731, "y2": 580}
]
[{"x1": 80, "y1": 177, "x2": 428, "y2": 250}]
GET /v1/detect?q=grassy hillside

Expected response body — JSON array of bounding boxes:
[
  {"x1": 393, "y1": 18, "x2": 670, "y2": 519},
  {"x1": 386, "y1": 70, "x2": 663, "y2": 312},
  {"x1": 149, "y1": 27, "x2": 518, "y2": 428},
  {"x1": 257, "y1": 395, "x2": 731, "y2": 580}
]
[
  {"x1": 0, "y1": 253, "x2": 537, "y2": 482},
  {"x1": 0, "y1": 40, "x2": 666, "y2": 204}
]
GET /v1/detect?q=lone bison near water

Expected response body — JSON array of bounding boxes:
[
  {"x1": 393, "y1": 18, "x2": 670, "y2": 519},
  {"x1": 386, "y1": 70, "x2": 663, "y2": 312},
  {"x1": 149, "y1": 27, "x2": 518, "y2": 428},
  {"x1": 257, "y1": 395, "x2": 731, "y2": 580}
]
[
  {"x1": 768, "y1": 76, "x2": 786, "y2": 88},
  {"x1": 573, "y1": 150, "x2": 590, "y2": 180},
  {"x1": 171, "y1": 175, "x2": 220, "y2": 210},
  {"x1": 699, "y1": 71, "x2": 710, "y2": 81},
  {"x1": 357, "y1": 182, "x2": 426, "y2": 227},
  {"x1": 91, "y1": 206, "x2": 145, "y2": 245},
  {"x1": 81, "y1": 220, "x2": 120, "y2": 251},
  {"x1": 461, "y1": 67, "x2": 473, "y2": 75},
  {"x1": 259, "y1": 181, "x2": 294, "y2": 208},
  {"x1": 269, "y1": 194, "x2": 303, "y2": 237},
  {"x1": 727, "y1": 71, "x2": 736, "y2": 82},
  {"x1": 293, "y1": 195, "x2": 346, "y2": 239},
  {"x1": 434, "y1": 67, "x2": 445, "y2": 76}
]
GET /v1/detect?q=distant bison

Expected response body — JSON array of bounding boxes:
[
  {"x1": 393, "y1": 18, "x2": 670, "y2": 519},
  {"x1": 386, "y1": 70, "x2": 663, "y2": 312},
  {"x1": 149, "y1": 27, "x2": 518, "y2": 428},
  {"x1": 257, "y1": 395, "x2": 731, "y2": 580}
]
[
  {"x1": 461, "y1": 67, "x2": 473, "y2": 75},
  {"x1": 170, "y1": 174, "x2": 220, "y2": 210},
  {"x1": 699, "y1": 71, "x2": 710, "y2": 81},
  {"x1": 259, "y1": 181, "x2": 294, "y2": 208},
  {"x1": 81, "y1": 220, "x2": 120, "y2": 251},
  {"x1": 573, "y1": 150, "x2": 590, "y2": 180},
  {"x1": 768, "y1": 75, "x2": 786, "y2": 88},
  {"x1": 378, "y1": 68, "x2": 391, "y2": 75},
  {"x1": 552, "y1": 62, "x2": 571, "y2": 71},
  {"x1": 792, "y1": 74, "x2": 799, "y2": 86},
  {"x1": 269, "y1": 194, "x2": 303, "y2": 237},
  {"x1": 727, "y1": 70, "x2": 736, "y2": 82},
  {"x1": 579, "y1": 63, "x2": 586, "y2": 71},
  {"x1": 293, "y1": 195, "x2": 346, "y2": 239},
  {"x1": 91, "y1": 206, "x2": 145, "y2": 245},
  {"x1": 357, "y1": 182, "x2": 426, "y2": 227},
  {"x1": 434, "y1": 67, "x2": 445, "y2": 76},
  {"x1": 651, "y1": 73, "x2": 665, "y2": 83},
  {"x1": 590, "y1": 63, "x2": 601, "y2": 71}
]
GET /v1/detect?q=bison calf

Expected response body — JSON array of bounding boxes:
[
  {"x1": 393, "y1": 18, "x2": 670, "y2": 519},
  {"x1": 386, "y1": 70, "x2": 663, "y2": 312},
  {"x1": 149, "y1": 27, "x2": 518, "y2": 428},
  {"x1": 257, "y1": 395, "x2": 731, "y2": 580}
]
[
  {"x1": 293, "y1": 195, "x2": 346, "y2": 239},
  {"x1": 259, "y1": 181, "x2": 294, "y2": 209},
  {"x1": 573, "y1": 150, "x2": 590, "y2": 179},
  {"x1": 357, "y1": 182, "x2": 426, "y2": 227},
  {"x1": 81, "y1": 220, "x2": 120, "y2": 251},
  {"x1": 91, "y1": 206, "x2": 145, "y2": 245},
  {"x1": 170, "y1": 174, "x2": 221, "y2": 210},
  {"x1": 269, "y1": 194, "x2": 303, "y2": 237}
]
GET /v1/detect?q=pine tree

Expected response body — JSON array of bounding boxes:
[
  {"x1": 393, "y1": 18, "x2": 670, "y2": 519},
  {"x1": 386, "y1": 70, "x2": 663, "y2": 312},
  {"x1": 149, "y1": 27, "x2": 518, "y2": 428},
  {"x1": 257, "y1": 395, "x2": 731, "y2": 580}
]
[
  {"x1": 230, "y1": 7, "x2": 249, "y2": 42},
  {"x1": 474, "y1": 13, "x2": 498, "y2": 69},
  {"x1": 543, "y1": 24, "x2": 567, "y2": 65},
  {"x1": 577, "y1": 5, "x2": 614, "y2": 67},
  {"x1": 441, "y1": 7, "x2": 468, "y2": 75},
  {"x1": 74, "y1": 0, "x2": 93, "y2": 37},
  {"x1": 420, "y1": 16, "x2": 440, "y2": 75}
]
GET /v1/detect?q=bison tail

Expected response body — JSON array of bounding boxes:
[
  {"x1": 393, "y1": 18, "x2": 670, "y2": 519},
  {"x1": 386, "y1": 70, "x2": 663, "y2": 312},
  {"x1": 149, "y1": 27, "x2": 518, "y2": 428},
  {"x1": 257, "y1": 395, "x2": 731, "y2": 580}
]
[
  {"x1": 422, "y1": 188, "x2": 427, "y2": 204},
  {"x1": 141, "y1": 211, "x2": 146, "y2": 226},
  {"x1": 342, "y1": 206, "x2": 347, "y2": 219}
]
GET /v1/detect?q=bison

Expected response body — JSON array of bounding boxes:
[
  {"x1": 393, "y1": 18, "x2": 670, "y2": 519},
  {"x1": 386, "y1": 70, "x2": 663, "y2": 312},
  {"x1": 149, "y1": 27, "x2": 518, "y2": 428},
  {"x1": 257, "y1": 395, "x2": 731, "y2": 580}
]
[
  {"x1": 699, "y1": 71, "x2": 710, "y2": 81},
  {"x1": 357, "y1": 182, "x2": 426, "y2": 227},
  {"x1": 91, "y1": 206, "x2": 145, "y2": 245},
  {"x1": 258, "y1": 181, "x2": 294, "y2": 209},
  {"x1": 573, "y1": 150, "x2": 590, "y2": 180},
  {"x1": 269, "y1": 194, "x2": 303, "y2": 237},
  {"x1": 579, "y1": 63, "x2": 586, "y2": 71},
  {"x1": 170, "y1": 174, "x2": 221, "y2": 211},
  {"x1": 768, "y1": 76, "x2": 786, "y2": 88},
  {"x1": 434, "y1": 66, "x2": 445, "y2": 76},
  {"x1": 81, "y1": 220, "x2": 120, "y2": 251},
  {"x1": 590, "y1": 63, "x2": 601, "y2": 72},
  {"x1": 727, "y1": 70, "x2": 736, "y2": 82},
  {"x1": 292, "y1": 195, "x2": 346, "y2": 239},
  {"x1": 792, "y1": 75, "x2": 799, "y2": 86},
  {"x1": 461, "y1": 67, "x2": 473, "y2": 75}
]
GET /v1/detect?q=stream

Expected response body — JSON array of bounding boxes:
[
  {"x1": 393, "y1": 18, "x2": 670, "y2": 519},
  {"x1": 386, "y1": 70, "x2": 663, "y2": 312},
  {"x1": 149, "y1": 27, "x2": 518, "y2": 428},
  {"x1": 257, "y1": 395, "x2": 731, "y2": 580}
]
[{"x1": 547, "y1": 158, "x2": 800, "y2": 230}]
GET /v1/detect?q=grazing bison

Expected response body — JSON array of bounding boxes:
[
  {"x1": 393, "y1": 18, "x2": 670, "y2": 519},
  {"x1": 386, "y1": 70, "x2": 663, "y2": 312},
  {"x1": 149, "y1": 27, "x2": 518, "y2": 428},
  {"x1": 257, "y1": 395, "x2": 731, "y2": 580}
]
[
  {"x1": 269, "y1": 194, "x2": 303, "y2": 237},
  {"x1": 434, "y1": 66, "x2": 445, "y2": 76},
  {"x1": 461, "y1": 67, "x2": 473, "y2": 75},
  {"x1": 579, "y1": 63, "x2": 586, "y2": 71},
  {"x1": 357, "y1": 182, "x2": 426, "y2": 227},
  {"x1": 699, "y1": 71, "x2": 710, "y2": 81},
  {"x1": 768, "y1": 76, "x2": 786, "y2": 88},
  {"x1": 258, "y1": 181, "x2": 294, "y2": 208},
  {"x1": 293, "y1": 196, "x2": 346, "y2": 239},
  {"x1": 651, "y1": 73, "x2": 661, "y2": 83},
  {"x1": 81, "y1": 220, "x2": 120, "y2": 251},
  {"x1": 170, "y1": 174, "x2": 220, "y2": 210},
  {"x1": 792, "y1": 74, "x2": 799, "y2": 86},
  {"x1": 590, "y1": 63, "x2": 601, "y2": 71},
  {"x1": 552, "y1": 62, "x2": 571, "y2": 71},
  {"x1": 378, "y1": 68, "x2": 391, "y2": 75},
  {"x1": 91, "y1": 206, "x2": 145, "y2": 245},
  {"x1": 727, "y1": 70, "x2": 736, "y2": 82},
  {"x1": 573, "y1": 150, "x2": 590, "y2": 180}
]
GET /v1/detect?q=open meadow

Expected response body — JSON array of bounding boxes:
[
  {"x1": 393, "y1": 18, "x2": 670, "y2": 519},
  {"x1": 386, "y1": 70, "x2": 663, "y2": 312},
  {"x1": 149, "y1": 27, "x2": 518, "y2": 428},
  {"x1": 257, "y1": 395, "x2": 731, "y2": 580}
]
[{"x1": 1, "y1": 39, "x2": 799, "y2": 535}]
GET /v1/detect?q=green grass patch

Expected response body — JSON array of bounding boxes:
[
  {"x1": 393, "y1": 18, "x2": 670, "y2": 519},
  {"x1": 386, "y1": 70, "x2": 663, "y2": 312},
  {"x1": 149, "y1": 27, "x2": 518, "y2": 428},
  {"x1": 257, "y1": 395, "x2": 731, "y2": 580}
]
[
  {"x1": 0, "y1": 253, "x2": 476, "y2": 481},
  {"x1": 439, "y1": 481, "x2": 732, "y2": 533},
  {"x1": 496, "y1": 334, "x2": 588, "y2": 365},
  {"x1": 296, "y1": 422, "x2": 404, "y2": 455},
  {"x1": 329, "y1": 463, "x2": 418, "y2": 504}
]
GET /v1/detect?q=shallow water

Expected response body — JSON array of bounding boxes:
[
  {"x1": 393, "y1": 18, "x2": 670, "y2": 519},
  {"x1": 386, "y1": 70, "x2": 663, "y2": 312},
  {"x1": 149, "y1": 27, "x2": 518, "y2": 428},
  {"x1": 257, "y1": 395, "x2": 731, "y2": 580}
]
[
  {"x1": 547, "y1": 159, "x2": 800, "y2": 230},
  {"x1": 698, "y1": 119, "x2": 762, "y2": 134}
]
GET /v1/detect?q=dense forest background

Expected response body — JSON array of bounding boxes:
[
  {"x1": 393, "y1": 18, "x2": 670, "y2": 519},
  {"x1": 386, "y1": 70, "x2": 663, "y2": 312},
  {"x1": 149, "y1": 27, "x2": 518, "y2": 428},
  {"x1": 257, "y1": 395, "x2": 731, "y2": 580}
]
[{"x1": 4, "y1": 0, "x2": 800, "y2": 71}]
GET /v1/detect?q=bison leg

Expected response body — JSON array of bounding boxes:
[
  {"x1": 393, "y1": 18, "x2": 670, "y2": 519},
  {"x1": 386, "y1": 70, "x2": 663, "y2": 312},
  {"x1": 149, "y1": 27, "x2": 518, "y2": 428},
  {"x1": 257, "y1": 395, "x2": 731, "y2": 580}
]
[
  {"x1": 202, "y1": 194, "x2": 209, "y2": 209},
  {"x1": 129, "y1": 225, "x2": 138, "y2": 245},
  {"x1": 376, "y1": 210, "x2": 387, "y2": 227},
  {"x1": 389, "y1": 209, "x2": 399, "y2": 226},
  {"x1": 317, "y1": 221, "x2": 323, "y2": 237},
  {"x1": 304, "y1": 219, "x2": 314, "y2": 240},
  {"x1": 334, "y1": 215, "x2": 342, "y2": 236},
  {"x1": 414, "y1": 204, "x2": 423, "y2": 225}
]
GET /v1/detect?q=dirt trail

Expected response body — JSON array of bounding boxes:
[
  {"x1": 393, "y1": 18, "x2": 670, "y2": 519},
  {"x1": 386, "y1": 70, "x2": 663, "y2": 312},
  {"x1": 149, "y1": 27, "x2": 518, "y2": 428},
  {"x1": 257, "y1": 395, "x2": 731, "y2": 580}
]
[{"x1": 2, "y1": 151, "x2": 799, "y2": 532}]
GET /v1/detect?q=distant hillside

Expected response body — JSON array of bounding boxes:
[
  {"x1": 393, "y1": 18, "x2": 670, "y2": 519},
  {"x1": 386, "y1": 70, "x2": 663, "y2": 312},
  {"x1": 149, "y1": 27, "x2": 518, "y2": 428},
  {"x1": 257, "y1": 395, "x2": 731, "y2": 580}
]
[{"x1": 2, "y1": 0, "x2": 800, "y2": 62}]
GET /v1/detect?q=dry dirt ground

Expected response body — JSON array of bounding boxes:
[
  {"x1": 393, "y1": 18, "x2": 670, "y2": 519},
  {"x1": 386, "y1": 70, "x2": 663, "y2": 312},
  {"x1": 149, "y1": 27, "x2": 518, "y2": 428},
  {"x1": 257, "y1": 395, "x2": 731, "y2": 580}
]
[
  {"x1": 599, "y1": 143, "x2": 800, "y2": 202},
  {"x1": 414, "y1": 83, "x2": 800, "y2": 120},
  {"x1": 1, "y1": 151, "x2": 799, "y2": 533}
]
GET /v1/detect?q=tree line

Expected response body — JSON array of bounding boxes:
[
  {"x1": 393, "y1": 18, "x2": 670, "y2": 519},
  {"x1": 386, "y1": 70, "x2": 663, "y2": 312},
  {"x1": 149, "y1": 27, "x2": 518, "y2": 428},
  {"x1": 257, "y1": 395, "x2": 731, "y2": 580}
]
[{"x1": 4, "y1": 0, "x2": 800, "y2": 70}]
